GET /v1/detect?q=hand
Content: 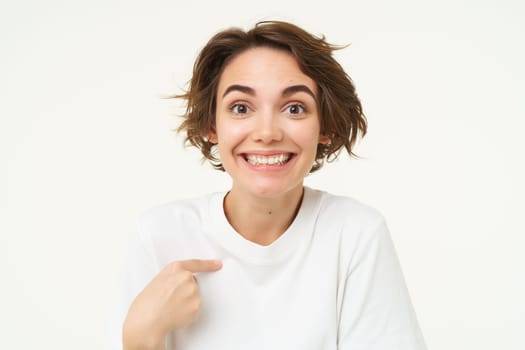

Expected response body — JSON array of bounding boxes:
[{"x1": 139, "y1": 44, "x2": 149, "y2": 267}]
[{"x1": 123, "y1": 259, "x2": 222, "y2": 350}]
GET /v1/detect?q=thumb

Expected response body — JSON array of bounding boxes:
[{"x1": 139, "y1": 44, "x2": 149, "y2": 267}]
[{"x1": 173, "y1": 259, "x2": 222, "y2": 273}]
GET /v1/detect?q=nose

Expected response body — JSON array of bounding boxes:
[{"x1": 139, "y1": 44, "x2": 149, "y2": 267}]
[{"x1": 251, "y1": 110, "x2": 283, "y2": 144}]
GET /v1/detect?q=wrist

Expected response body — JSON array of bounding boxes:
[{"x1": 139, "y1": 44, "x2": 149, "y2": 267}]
[
  {"x1": 122, "y1": 332, "x2": 165, "y2": 350},
  {"x1": 122, "y1": 317, "x2": 166, "y2": 350}
]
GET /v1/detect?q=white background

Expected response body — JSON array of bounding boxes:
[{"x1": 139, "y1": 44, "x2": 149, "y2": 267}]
[{"x1": 2, "y1": 0, "x2": 524, "y2": 349}]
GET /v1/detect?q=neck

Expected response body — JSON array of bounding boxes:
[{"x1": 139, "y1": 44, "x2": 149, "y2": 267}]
[{"x1": 223, "y1": 186, "x2": 304, "y2": 246}]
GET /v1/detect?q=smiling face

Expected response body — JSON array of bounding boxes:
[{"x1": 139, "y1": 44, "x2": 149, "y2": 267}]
[{"x1": 210, "y1": 47, "x2": 329, "y2": 199}]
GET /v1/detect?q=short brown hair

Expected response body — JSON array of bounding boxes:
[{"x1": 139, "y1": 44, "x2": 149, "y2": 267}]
[{"x1": 176, "y1": 21, "x2": 367, "y2": 172}]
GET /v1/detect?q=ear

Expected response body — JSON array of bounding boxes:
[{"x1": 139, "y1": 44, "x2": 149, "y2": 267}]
[
  {"x1": 207, "y1": 130, "x2": 218, "y2": 144},
  {"x1": 318, "y1": 134, "x2": 331, "y2": 145}
]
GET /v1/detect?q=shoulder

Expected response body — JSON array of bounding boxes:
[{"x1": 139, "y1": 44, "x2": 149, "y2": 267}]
[
  {"x1": 131, "y1": 192, "x2": 226, "y2": 266},
  {"x1": 139, "y1": 193, "x2": 215, "y2": 224},
  {"x1": 307, "y1": 187, "x2": 385, "y2": 229},
  {"x1": 307, "y1": 188, "x2": 394, "y2": 276},
  {"x1": 136, "y1": 192, "x2": 223, "y2": 234}
]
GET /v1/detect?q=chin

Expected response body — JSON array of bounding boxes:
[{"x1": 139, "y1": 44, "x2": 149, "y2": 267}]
[{"x1": 242, "y1": 180, "x2": 304, "y2": 199}]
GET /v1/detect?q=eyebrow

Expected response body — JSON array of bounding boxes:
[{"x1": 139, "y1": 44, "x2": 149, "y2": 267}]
[
  {"x1": 222, "y1": 84, "x2": 316, "y2": 99},
  {"x1": 281, "y1": 85, "x2": 316, "y2": 99},
  {"x1": 222, "y1": 84, "x2": 255, "y2": 98}
]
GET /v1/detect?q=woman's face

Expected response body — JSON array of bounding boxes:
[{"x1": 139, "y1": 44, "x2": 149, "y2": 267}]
[{"x1": 210, "y1": 47, "x2": 329, "y2": 199}]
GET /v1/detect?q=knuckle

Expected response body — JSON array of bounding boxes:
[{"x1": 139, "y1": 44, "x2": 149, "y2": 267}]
[
  {"x1": 177, "y1": 278, "x2": 198, "y2": 299},
  {"x1": 180, "y1": 268, "x2": 190, "y2": 276},
  {"x1": 186, "y1": 280, "x2": 198, "y2": 295},
  {"x1": 191, "y1": 298, "x2": 201, "y2": 313},
  {"x1": 176, "y1": 270, "x2": 192, "y2": 281},
  {"x1": 168, "y1": 261, "x2": 182, "y2": 272}
]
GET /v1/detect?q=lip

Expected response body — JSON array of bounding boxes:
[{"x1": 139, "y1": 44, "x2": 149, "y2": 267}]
[
  {"x1": 238, "y1": 151, "x2": 296, "y2": 172},
  {"x1": 240, "y1": 150, "x2": 294, "y2": 156}
]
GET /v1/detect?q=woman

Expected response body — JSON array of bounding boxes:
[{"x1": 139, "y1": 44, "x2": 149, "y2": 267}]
[{"x1": 111, "y1": 21, "x2": 426, "y2": 350}]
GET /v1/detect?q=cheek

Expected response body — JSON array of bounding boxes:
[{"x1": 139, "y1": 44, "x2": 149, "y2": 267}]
[
  {"x1": 289, "y1": 122, "x2": 321, "y2": 149},
  {"x1": 214, "y1": 119, "x2": 249, "y2": 158},
  {"x1": 216, "y1": 122, "x2": 246, "y2": 144}
]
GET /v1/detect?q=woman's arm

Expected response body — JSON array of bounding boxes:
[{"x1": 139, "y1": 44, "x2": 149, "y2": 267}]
[{"x1": 122, "y1": 260, "x2": 222, "y2": 350}]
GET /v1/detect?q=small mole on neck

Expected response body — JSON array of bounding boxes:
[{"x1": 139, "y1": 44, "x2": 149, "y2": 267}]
[{"x1": 268, "y1": 211, "x2": 272, "y2": 215}]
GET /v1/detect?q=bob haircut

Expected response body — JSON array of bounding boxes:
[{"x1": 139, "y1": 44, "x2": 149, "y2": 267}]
[{"x1": 176, "y1": 20, "x2": 367, "y2": 172}]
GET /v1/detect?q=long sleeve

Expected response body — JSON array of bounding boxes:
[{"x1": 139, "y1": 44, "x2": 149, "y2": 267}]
[{"x1": 337, "y1": 218, "x2": 426, "y2": 349}]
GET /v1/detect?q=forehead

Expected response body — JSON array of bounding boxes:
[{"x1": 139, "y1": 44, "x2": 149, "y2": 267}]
[{"x1": 217, "y1": 47, "x2": 317, "y2": 96}]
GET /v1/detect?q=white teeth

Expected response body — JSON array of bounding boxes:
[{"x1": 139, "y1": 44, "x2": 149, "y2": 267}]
[{"x1": 245, "y1": 154, "x2": 291, "y2": 166}]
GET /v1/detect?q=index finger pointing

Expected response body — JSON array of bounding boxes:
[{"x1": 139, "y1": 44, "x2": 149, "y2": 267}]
[{"x1": 173, "y1": 259, "x2": 222, "y2": 273}]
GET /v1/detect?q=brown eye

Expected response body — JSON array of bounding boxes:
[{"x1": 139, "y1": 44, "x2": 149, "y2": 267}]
[
  {"x1": 231, "y1": 103, "x2": 249, "y2": 114},
  {"x1": 285, "y1": 103, "x2": 305, "y2": 114}
]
